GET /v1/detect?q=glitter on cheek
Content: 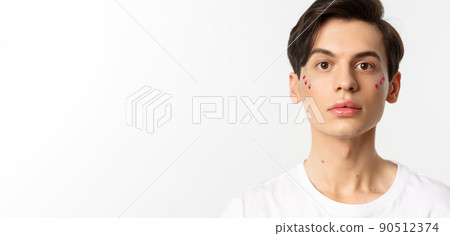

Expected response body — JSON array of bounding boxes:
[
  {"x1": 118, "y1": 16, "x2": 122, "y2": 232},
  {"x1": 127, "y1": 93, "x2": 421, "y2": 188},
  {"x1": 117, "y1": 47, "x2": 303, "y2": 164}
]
[
  {"x1": 303, "y1": 75, "x2": 312, "y2": 89},
  {"x1": 375, "y1": 75, "x2": 385, "y2": 89}
]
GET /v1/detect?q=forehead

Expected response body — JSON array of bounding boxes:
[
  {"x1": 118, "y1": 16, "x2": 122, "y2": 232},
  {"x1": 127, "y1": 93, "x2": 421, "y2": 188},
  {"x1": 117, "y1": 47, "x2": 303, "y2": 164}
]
[{"x1": 312, "y1": 18, "x2": 386, "y2": 61}]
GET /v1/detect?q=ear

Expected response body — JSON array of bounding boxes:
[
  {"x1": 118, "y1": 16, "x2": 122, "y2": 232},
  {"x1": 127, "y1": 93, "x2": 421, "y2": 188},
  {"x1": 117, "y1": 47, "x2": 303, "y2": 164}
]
[
  {"x1": 386, "y1": 71, "x2": 401, "y2": 103},
  {"x1": 289, "y1": 72, "x2": 302, "y2": 104}
]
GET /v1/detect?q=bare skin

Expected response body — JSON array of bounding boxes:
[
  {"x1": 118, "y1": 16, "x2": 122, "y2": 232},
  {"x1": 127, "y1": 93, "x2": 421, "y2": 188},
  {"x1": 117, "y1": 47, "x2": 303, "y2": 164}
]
[{"x1": 289, "y1": 19, "x2": 401, "y2": 204}]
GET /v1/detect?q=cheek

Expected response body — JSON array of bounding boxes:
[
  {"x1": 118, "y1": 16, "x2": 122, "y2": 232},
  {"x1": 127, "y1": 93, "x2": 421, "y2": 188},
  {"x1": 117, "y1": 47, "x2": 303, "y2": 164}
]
[
  {"x1": 365, "y1": 98, "x2": 386, "y2": 126},
  {"x1": 370, "y1": 75, "x2": 390, "y2": 102},
  {"x1": 301, "y1": 75, "x2": 311, "y2": 90},
  {"x1": 363, "y1": 76, "x2": 388, "y2": 122},
  {"x1": 374, "y1": 75, "x2": 386, "y2": 89}
]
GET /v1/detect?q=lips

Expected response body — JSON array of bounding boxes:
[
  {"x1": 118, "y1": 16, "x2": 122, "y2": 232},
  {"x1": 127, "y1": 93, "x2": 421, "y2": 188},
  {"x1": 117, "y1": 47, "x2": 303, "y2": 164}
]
[
  {"x1": 328, "y1": 100, "x2": 362, "y2": 116},
  {"x1": 328, "y1": 100, "x2": 362, "y2": 111}
]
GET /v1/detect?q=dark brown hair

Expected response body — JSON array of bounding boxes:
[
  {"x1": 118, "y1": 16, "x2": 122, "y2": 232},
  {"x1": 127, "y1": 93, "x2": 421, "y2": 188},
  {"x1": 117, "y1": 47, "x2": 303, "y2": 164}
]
[{"x1": 287, "y1": 0, "x2": 404, "y2": 82}]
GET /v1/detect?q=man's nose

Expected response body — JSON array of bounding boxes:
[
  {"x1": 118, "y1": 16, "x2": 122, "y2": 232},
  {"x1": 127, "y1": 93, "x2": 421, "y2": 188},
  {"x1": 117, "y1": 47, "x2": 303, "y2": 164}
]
[{"x1": 334, "y1": 68, "x2": 359, "y2": 92}]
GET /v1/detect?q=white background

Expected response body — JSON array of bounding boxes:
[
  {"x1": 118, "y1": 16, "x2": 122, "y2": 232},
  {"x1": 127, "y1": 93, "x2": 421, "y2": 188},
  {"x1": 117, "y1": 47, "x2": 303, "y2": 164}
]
[{"x1": 0, "y1": 0, "x2": 449, "y2": 217}]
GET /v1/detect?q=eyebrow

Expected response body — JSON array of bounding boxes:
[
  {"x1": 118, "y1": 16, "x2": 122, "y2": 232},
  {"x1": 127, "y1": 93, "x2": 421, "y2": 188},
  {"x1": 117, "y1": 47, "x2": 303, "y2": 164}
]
[{"x1": 310, "y1": 48, "x2": 381, "y2": 62}]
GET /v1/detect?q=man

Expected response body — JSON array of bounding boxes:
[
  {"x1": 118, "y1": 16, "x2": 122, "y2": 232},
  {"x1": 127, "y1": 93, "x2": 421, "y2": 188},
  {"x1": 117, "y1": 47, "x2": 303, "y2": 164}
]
[{"x1": 222, "y1": 0, "x2": 450, "y2": 217}]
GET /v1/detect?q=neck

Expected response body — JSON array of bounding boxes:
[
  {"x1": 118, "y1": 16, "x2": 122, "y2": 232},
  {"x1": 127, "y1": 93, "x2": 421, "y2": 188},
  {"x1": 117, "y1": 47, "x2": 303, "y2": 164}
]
[{"x1": 305, "y1": 125, "x2": 385, "y2": 196}]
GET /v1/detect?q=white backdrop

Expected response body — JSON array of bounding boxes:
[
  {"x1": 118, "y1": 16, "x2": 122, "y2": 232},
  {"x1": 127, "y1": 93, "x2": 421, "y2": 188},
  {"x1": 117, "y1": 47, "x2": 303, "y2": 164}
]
[{"x1": 0, "y1": 0, "x2": 449, "y2": 217}]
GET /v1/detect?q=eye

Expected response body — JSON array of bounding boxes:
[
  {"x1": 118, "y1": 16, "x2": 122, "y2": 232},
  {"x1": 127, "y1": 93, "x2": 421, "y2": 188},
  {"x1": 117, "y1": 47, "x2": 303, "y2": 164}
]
[
  {"x1": 316, "y1": 62, "x2": 331, "y2": 71},
  {"x1": 357, "y1": 62, "x2": 373, "y2": 71}
]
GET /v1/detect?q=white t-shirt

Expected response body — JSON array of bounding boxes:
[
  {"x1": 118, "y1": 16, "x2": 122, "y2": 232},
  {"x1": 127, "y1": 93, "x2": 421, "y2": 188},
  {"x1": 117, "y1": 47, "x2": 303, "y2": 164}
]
[{"x1": 221, "y1": 158, "x2": 450, "y2": 217}]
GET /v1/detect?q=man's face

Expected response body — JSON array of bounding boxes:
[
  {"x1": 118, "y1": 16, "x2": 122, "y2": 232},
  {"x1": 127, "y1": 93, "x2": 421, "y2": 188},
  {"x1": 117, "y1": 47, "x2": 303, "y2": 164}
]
[{"x1": 290, "y1": 18, "x2": 401, "y2": 137}]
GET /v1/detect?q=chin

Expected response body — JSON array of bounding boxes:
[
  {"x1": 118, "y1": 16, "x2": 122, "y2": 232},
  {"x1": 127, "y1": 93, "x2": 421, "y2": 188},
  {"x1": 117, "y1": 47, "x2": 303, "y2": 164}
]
[{"x1": 316, "y1": 123, "x2": 368, "y2": 137}]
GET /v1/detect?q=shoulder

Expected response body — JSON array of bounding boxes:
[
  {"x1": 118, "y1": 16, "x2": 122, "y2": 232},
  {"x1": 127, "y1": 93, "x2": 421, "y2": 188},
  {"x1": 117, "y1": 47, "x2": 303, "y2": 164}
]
[
  {"x1": 221, "y1": 170, "x2": 296, "y2": 217},
  {"x1": 401, "y1": 164, "x2": 450, "y2": 216},
  {"x1": 404, "y1": 165, "x2": 450, "y2": 198},
  {"x1": 237, "y1": 170, "x2": 296, "y2": 203}
]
